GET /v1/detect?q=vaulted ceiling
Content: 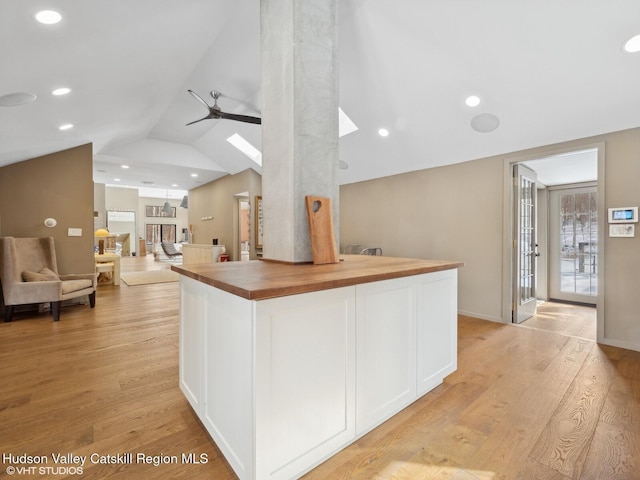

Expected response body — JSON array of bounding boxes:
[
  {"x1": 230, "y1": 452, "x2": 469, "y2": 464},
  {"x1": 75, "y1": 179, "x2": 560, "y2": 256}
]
[{"x1": 2, "y1": 1, "x2": 640, "y2": 193}]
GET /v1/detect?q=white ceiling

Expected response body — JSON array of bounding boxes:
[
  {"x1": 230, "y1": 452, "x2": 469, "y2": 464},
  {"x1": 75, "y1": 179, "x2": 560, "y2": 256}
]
[
  {"x1": 2, "y1": 1, "x2": 640, "y2": 192},
  {"x1": 523, "y1": 148, "x2": 598, "y2": 187}
]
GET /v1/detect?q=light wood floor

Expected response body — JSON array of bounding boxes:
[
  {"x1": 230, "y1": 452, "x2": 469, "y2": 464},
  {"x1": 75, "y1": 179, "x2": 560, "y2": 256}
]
[
  {"x1": 519, "y1": 301, "x2": 597, "y2": 341},
  {"x1": 1, "y1": 255, "x2": 638, "y2": 479}
]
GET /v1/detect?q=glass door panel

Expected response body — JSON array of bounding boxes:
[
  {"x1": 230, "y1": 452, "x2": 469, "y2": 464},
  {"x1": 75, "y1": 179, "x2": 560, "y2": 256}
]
[
  {"x1": 550, "y1": 185, "x2": 597, "y2": 303},
  {"x1": 513, "y1": 164, "x2": 538, "y2": 323}
]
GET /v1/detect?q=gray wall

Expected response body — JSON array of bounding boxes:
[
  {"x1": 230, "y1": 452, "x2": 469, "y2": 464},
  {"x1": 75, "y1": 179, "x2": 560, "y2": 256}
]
[
  {"x1": 340, "y1": 154, "x2": 504, "y2": 322},
  {"x1": 189, "y1": 169, "x2": 262, "y2": 260},
  {"x1": 0, "y1": 144, "x2": 95, "y2": 275},
  {"x1": 340, "y1": 127, "x2": 640, "y2": 351}
]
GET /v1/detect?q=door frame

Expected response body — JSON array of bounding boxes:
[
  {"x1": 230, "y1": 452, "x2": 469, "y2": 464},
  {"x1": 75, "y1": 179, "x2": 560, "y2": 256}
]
[{"x1": 501, "y1": 142, "x2": 606, "y2": 342}]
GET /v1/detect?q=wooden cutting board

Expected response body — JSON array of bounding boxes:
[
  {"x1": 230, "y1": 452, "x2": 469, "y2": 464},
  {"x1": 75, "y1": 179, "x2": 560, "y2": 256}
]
[{"x1": 305, "y1": 195, "x2": 339, "y2": 264}]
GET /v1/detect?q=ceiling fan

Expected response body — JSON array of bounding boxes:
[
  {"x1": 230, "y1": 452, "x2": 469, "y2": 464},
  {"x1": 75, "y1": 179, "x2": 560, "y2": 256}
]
[{"x1": 186, "y1": 90, "x2": 261, "y2": 125}]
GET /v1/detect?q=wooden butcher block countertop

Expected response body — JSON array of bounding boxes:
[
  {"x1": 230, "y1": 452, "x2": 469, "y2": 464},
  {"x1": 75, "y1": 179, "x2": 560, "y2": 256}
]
[{"x1": 172, "y1": 254, "x2": 463, "y2": 301}]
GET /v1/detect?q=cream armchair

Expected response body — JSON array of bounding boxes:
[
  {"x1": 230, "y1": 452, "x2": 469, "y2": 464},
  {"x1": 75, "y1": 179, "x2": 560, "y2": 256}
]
[{"x1": 0, "y1": 237, "x2": 97, "y2": 322}]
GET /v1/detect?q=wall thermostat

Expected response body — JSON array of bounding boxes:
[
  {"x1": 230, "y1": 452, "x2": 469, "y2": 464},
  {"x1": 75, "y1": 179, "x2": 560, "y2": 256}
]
[{"x1": 608, "y1": 206, "x2": 638, "y2": 223}]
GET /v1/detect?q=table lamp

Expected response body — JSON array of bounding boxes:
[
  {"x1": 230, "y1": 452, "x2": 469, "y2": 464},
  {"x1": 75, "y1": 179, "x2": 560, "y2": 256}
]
[{"x1": 94, "y1": 228, "x2": 110, "y2": 254}]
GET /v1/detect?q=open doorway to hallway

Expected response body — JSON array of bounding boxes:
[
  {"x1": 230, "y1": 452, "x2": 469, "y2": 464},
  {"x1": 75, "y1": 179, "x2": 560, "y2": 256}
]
[{"x1": 505, "y1": 144, "x2": 604, "y2": 341}]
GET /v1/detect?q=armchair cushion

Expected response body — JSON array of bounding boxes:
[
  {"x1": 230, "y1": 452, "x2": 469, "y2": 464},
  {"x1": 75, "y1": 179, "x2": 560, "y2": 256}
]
[
  {"x1": 22, "y1": 268, "x2": 59, "y2": 282},
  {"x1": 61, "y1": 279, "x2": 93, "y2": 295}
]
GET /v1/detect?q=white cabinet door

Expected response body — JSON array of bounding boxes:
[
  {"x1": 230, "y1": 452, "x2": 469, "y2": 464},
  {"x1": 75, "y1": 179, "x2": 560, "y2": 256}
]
[
  {"x1": 416, "y1": 270, "x2": 458, "y2": 395},
  {"x1": 202, "y1": 287, "x2": 254, "y2": 480},
  {"x1": 254, "y1": 287, "x2": 356, "y2": 480},
  {"x1": 179, "y1": 276, "x2": 207, "y2": 413},
  {"x1": 355, "y1": 277, "x2": 416, "y2": 435}
]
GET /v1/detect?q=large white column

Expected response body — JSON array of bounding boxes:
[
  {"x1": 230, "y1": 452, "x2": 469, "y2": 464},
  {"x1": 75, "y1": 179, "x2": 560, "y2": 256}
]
[{"x1": 261, "y1": 0, "x2": 339, "y2": 263}]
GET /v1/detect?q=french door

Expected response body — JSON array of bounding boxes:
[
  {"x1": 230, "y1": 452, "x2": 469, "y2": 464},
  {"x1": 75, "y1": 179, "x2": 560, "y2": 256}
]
[
  {"x1": 512, "y1": 164, "x2": 538, "y2": 323},
  {"x1": 549, "y1": 184, "x2": 598, "y2": 304}
]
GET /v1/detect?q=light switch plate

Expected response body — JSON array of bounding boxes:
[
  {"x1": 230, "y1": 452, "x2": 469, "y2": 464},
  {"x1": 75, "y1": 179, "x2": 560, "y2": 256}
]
[
  {"x1": 609, "y1": 224, "x2": 634, "y2": 237},
  {"x1": 68, "y1": 228, "x2": 82, "y2": 237}
]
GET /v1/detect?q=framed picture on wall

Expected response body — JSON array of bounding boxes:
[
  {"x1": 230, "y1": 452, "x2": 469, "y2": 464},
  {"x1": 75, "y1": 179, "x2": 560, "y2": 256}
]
[
  {"x1": 255, "y1": 196, "x2": 263, "y2": 249},
  {"x1": 145, "y1": 205, "x2": 176, "y2": 218}
]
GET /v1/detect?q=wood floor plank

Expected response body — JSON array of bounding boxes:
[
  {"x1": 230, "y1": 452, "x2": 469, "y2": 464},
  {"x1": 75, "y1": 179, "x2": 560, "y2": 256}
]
[
  {"x1": 514, "y1": 458, "x2": 572, "y2": 480},
  {"x1": 529, "y1": 342, "x2": 617, "y2": 478},
  {"x1": 521, "y1": 302, "x2": 596, "y2": 341},
  {"x1": 455, "y1": 337, "x2": 590, "y2": 479},
  {"x1": 600, "y1": 374, "x2": 640, "y2": 435},
  {"x1": 580, "y1": 420, "x2": 640, "y2": 479}
]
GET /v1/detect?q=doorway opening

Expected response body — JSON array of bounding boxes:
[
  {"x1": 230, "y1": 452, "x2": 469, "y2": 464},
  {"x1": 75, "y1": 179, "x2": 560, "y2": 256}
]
[
  {"x1": 502, "y1": 143, "x2": 605, "y2": 341},
  {"x1": 238, "y1": 197, "x2": 250, "y2": 261}
]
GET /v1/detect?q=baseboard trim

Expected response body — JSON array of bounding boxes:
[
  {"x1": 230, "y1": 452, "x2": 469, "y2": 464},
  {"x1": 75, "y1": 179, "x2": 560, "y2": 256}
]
[{"x1": 457, "y1": 310, "x2": 505, "y2": 324}]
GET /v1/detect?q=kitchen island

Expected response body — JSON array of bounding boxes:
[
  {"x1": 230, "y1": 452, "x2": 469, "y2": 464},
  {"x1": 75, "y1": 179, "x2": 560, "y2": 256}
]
[{"x1": 172, "y1": 255, "x2": 463, "y2": 480}]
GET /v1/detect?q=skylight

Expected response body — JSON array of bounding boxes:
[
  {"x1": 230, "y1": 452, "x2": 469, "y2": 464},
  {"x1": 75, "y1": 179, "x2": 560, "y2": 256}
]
[
  {"x1": 227, "y1": 107, "x2": 355, "y2": 166},
  {"x1": 338, "y1": 107, "x2": 358, "y2": 137},
  {"x1": 227, "y1": 133, "x2": 262, "y2": 166}
]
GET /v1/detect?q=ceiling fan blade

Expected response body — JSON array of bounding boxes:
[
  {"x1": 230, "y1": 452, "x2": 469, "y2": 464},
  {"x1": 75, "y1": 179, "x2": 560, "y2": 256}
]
[
  {"x1": 187, "y1": 89, "x2": 211, "y2": 111},
  {"x1": 185, "y1": 116, "x2": 210, "y2": 126},
  {"x1": 219, "y1": 111, "x2": 262, "y2": 125}
]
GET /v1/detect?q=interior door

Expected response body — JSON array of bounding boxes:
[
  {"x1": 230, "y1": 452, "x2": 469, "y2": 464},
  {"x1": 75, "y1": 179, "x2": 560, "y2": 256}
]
[{"x1": 513, "y1": 164, "x2": 538, "y2": 323}]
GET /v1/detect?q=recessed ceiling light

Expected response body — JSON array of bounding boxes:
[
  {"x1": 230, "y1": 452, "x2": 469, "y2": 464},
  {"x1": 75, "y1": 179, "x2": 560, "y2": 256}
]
[
  {"x1": 171, "y1": 184, "x2": 178, "y2": 187},
  {"x1": 35, "y1": 10, "x2": 62, "y2": 25},
  {"x1": 378, "y1": 128, "x2": 389, "y2": 137},
  {"x1": 470, "y1": 113, "x2": 500, "y2": 133},
  {"x1": 51, "y1": 87, "x2": 71, "y2": 96},
  {"x1": 114, "y1": 178, "x2": 121, "y2": 182},
  {"x1": 465, "y1": 95, "x2": 481, "y2": 107},
  {"x1": 121, "y1": 165, "x2": 129, "y2": 169},
  {"x1": 623, "y1": 34, "x2": 640, "y2": 53},
  {"x1": 58, "y1": 123, "x2": 73, "y2": 131},
  {"x1": 191, "y1": 173, "x2": 198, "y2": 178},
  {"x1": 0, "y1": 92, "x2": 37, "y2": 107}
]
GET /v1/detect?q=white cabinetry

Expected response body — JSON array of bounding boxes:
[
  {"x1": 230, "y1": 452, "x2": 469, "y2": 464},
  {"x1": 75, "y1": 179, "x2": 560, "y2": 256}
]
[
  {"x1": 416, "y1": 270, "x2": 457, "y2": 395},
  {"x1": 254, "y1": 289, "x2": 356, "y2": 479},
  {"x1": 179, "y1": 268, "x2": 457, "y2": 480},
  {"x1": 356, "y1": 276, "x2": 416, "y2": 434}
]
